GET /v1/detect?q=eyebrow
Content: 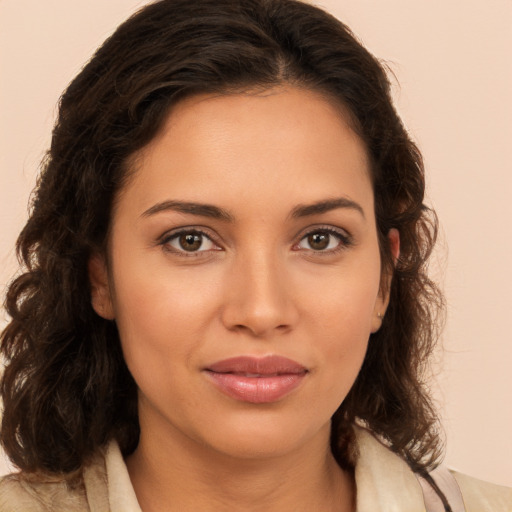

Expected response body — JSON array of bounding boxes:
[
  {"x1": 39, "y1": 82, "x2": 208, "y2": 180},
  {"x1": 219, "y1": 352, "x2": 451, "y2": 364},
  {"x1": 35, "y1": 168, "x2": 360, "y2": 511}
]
[
  {"x1": 290, "y1": 197, "x2": 365, "y2": 219},
  {"x1": 141, "y1": 196, "x2": 365, "y2": 222},
  {"x1": 141, "y1": 200, "x2": 235, "y2": 221}
]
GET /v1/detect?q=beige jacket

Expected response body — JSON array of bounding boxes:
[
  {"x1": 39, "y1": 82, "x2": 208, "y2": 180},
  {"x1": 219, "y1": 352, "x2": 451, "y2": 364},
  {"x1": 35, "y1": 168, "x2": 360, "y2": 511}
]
[{"x1": 1, "y1": 427, "x2": 510, "y2": 511}]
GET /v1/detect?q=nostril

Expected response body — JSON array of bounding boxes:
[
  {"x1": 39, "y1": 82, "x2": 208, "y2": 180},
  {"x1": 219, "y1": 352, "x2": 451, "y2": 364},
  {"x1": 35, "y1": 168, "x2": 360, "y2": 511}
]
[{"x1": 227, "y1": 322, "x2": 292, "y2": 337}]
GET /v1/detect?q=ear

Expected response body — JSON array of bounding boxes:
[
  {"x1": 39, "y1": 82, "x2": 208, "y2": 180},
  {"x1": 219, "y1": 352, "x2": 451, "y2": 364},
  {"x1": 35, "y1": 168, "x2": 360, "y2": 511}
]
[
  {"x1": 371, "y1": 228, "x2": 400, "y2": 333},
  {"x1": 388, "y1": 227, "x2": 400, "y2": 266},
  {"x1": 88, "y1": 253, "x2": 115, "y2": 320}
]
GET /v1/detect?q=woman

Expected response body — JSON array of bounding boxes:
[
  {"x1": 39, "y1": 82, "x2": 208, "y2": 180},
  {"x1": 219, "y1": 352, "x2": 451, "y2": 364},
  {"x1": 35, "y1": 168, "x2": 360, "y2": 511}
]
[{"x1": 0, "y1": 0, "x2": 510, "y2": 510}]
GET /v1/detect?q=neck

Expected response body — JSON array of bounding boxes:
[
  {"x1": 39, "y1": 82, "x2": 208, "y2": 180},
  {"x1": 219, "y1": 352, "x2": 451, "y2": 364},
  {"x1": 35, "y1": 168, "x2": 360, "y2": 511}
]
[{"x1": 126, "y1": 421, "x2": 355, "y2": 512}]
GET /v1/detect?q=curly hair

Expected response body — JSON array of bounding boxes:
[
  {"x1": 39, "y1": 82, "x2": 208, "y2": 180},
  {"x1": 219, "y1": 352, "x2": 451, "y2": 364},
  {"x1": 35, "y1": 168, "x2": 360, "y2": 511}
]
[{"x1": 1, "y1": 0, "x2": 443, "y2": 475}]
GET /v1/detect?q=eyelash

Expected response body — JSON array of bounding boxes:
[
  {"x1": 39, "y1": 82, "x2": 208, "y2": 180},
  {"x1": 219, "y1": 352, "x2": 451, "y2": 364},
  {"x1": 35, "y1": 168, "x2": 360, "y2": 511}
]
[
  {"x1": 159, "y1": 228, "x2": 221, "y2": 257},
  {"x1": 293, "y1": 226, "x2": 353, "y2": 255},
  {"x1": 158, "y1": 226, "x2": 353, "y2": 257}
]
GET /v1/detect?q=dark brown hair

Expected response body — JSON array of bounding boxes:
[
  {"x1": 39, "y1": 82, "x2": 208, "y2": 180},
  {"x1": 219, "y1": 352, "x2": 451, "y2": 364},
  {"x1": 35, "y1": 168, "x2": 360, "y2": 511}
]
[{"x1": 1, "y1": 0, "x2": 443, "y2": 475}]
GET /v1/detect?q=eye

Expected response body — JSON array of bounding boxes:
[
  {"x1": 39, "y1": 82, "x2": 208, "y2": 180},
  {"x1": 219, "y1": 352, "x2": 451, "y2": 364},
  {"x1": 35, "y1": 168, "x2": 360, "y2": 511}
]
[
  {"x1": 296, "y1": 228, "x2": 351, "y2": 252},
  {"x1": 162, "y1": 230, "x2": 220, "y2": 254}
]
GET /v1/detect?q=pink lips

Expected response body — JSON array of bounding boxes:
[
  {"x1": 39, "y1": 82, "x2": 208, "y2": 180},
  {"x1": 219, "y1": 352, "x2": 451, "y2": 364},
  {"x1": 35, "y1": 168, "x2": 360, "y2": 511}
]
[{"x1": 204, "y1": 355, "x2": 307, "y2": 404}]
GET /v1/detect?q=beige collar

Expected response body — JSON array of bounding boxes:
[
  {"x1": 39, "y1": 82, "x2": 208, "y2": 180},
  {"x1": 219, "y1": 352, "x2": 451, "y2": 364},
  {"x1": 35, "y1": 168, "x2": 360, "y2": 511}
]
[
  {"x1": 104, "y1": 442, "x2": 142, "y2": 512},
  {"x1": 354, "y1": 427, "x2": 425, "y2": 511}
]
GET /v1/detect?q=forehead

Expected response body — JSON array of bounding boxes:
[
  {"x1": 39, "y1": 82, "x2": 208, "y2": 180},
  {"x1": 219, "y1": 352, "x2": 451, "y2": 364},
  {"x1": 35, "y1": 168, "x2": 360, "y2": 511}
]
[{"x1": 117, "y1": 87, "x2": 373, "y2": 220}]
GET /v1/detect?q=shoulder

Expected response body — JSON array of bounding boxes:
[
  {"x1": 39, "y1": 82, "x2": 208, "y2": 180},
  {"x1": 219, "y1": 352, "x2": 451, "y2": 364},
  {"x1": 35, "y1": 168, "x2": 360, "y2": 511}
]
[
  {"x1": 0, "y1": 473, "x2": 89, "y2": 512},
  {"x1": 0, "y1": 449, "x2": 109, "y2": 512},
  {"x1": 451, "y1": 470, "x2": 512, "y2": 512},
  {"x1": 353, "y1": 425, "x2": 512, "y2": 511}
]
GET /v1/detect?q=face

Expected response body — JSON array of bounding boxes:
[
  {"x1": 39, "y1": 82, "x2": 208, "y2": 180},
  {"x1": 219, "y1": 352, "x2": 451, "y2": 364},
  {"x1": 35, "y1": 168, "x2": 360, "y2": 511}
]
[{"x1": 90, "y1": 87, "x2": 393, "y2": 461}]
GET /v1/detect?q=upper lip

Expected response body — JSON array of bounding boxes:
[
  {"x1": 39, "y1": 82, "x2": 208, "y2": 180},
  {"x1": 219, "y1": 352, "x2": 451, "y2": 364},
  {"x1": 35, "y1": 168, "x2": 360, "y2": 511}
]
[{"x1": 205, "y1": 355, "x2": 307, "y2": 376}]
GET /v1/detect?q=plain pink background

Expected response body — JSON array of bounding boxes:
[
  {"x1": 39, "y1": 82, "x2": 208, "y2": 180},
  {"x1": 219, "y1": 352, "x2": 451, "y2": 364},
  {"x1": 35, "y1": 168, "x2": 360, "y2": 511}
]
[{"x1": 1, "y1": 0, "x2": 511, "y2": 485}]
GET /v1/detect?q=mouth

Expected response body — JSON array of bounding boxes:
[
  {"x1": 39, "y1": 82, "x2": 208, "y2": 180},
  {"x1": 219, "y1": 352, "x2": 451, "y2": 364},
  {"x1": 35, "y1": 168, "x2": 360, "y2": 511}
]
[{"x1": 204, "y1": 355, "x2": 308, "y2": 404}]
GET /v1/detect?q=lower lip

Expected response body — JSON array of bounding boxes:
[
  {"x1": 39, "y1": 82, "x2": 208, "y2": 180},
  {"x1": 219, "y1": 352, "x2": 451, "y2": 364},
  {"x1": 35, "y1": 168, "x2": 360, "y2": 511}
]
[{"x1": 205, "y1": 372, "x2": 306, "y2": 404}]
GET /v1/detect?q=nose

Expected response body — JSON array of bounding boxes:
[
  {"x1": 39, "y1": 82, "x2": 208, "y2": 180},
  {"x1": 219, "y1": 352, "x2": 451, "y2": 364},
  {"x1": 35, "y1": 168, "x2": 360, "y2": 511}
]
[{"x1": 220, "y1": 251, "x2": 299, "y2": 338}]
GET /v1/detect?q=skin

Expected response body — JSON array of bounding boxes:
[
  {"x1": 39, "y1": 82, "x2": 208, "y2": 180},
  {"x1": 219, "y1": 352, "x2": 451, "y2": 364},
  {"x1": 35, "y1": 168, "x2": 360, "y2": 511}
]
[{"x1": 89, "y1": 86, "x2": 398, "y2": 512}]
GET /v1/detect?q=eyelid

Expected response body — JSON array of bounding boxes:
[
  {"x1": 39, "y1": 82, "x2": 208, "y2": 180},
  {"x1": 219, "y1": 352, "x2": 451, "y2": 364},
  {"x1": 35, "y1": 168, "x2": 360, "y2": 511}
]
[
  {"x1": 293, "y1": 225, "x2": 354, "y2": 253},
  {"x1": 156, "y1": 224, "x2": 353, "y2": 257},
  {"x1": 158, "y1": 226, "x2": 223, "y2": 255}
]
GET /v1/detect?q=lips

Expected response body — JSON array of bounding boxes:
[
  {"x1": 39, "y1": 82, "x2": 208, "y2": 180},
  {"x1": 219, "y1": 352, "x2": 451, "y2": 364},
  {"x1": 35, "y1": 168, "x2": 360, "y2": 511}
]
[{"x1": 204, "y1": 355, "x2": 307, "y2": 404}]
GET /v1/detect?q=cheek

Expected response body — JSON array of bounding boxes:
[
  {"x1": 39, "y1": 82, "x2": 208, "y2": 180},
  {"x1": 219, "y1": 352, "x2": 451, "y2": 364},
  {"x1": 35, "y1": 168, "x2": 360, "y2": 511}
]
[
  {"x1": 300, "y1": 259, "x2": 381, "y2": 384},
  {"x1": 110, "y1": 256, "x2": 223, "y2": 376},
  {"x1": 303, "y1": 261, "x2": 381, "y2": 337},
  {"x1": 111, "y1": 274, "x2": 215, "y2": 414},
  {"x1": 317, "y1": 306, "x2": 371, "y2": 380}
]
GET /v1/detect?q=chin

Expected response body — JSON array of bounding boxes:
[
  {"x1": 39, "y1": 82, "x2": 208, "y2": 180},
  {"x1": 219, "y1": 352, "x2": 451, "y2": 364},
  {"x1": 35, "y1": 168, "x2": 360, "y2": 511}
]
[{"x1": 191, "y1": 410, "x2": 332, "y2": 462}]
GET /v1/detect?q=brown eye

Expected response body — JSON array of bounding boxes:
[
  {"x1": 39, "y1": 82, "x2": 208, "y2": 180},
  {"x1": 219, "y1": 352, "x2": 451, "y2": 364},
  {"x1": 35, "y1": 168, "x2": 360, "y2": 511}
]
[
  {"x1": 297, "y1": 229, "x2": 350, "y2": 252},
  {"x1": 179, "y1": 233, "x2": 203, "y2": 251},
  {"x1": 307, "y1": 232, "x2": 330, "y2": 250},
  {"x1": 163, "y1": 230, "x2": 219, "y2": 254}
]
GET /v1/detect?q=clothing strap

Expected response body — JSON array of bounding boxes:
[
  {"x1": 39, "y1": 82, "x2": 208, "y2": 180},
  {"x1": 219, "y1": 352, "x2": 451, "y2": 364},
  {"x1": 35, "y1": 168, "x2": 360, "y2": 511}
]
[{"x1": 417, "y1": 466, "x2": 466, "y2": 512}]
